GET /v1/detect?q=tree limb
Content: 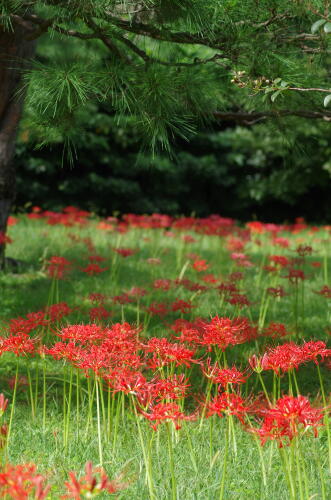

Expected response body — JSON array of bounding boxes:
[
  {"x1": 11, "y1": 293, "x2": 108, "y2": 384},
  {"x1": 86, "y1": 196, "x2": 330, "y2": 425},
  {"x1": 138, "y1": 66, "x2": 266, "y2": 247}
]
[{"x1": 213, "y1": 109, "x2": 331, "y2": 124}]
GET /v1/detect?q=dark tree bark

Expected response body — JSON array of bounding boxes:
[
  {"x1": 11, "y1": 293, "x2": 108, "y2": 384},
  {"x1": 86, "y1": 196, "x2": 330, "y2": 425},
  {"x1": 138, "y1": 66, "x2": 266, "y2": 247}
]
[{"x1": 0, "y1": 23, "x2": 35, "y2": 268}]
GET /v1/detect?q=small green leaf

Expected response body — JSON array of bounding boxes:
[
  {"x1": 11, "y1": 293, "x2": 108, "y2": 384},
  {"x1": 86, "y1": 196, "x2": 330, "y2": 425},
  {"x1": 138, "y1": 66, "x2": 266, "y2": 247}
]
[
  {"x1": 323, "y1": 22, "x2": 331, "y2": 33},
  {"x1": 280, "y1": 81, "x2": 289, "y2": 88},
  {"x1": 273, "y1": 78, "x2": 282, "y2": 84},
  {"x1": 323, "y1": 94, "x2": 331, "y2": 107},
  {"x1": 311, "y1": 19, "x2": 326, "y2": 34},
  {"x1": 271, "y1": 90, "x2": 282, "y2": 102}
]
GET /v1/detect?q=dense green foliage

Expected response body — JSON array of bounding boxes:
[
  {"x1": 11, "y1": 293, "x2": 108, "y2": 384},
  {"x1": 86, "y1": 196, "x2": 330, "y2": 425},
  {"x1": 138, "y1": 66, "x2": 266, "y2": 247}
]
[
  {"x1": 16, "y1": 109, "x2": 331, "y2": 221},
  {"x1": 4, "y1": 0, "x2": 331, "y2": 152}
]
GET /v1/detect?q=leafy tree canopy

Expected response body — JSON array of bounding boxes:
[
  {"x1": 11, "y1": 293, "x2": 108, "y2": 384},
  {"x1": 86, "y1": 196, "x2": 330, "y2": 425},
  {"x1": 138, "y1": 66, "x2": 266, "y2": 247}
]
[{"x1": 1, "y1": 0, "x2": 330, "y2": 155}]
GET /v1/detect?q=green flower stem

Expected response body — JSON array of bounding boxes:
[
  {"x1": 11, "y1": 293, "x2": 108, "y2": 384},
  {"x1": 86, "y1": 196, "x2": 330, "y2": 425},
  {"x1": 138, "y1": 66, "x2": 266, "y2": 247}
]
[{"x1": 95, "y1": 375, "x2": 103, "y2": 466}]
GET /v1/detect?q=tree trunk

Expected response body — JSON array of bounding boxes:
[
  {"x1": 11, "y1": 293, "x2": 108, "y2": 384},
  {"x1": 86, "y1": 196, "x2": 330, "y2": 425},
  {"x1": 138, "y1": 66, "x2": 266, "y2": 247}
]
[{"x1": 0, "y1": 22, "x2": 35, "y2": 269}]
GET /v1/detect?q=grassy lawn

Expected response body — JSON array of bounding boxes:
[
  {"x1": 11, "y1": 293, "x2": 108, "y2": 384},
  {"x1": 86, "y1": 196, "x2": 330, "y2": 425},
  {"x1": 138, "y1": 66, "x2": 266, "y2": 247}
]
[{"x1": 0, "y1": 209, "x2": 330, "y2": 499}]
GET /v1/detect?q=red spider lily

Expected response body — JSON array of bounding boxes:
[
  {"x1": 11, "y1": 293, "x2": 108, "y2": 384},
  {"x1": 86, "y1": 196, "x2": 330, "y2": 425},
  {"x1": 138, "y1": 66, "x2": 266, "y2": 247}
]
[
  {"x1": 269, "y1": 255, "x2": 290, "y2": 268},
  {"x1": 88, "y1": 293, "x2": 107, "y2": 304},
  {"x1": 63, "y1": 461, "x2": 125, "y2": 498},
  {"x1": 246, "y1": 221, "x2": 265, "y2": 234},
  {"x1": 127, "y1": 287, "x2": 148, "y2": 299},
  {"x1": 263, "y1": 322, "x2": 293, "y2": 339},
  {"x1": 9, "y1": 312, "x2": 49, "y2": 335},
  {"x1": 88, "y1": 255, "x2": 107, "y2": 263},
  {"x1": 314, "y1": 285, "x2": 331, "y2": 298},
  {"x1": 202, "y1": 360, "x2": 248, "y2": 387},
  {"x1": 7, "y1": 375, "x2": 28, "y2": 390},
  {"x1": 266, "y1": 286, "x2": 287, "y2": 298},
  {"x1": 104, "y1": 368, "x2": 147, "y2": 396},
  {"x1": 153, "y1": 279, "x2": 172, "y2": 291},
  {"x1": 207, "y1": 392, "x2": 249, "y2": 424},
  {"x1": 43, "y1": 342, "x2": 82, "y2": 363},
  {"x1": 200, "y1": 317, "x2": 235, "y2": 351},
  {"x1": 0, "y1": 394, "x2": 8, "y2": 417},
  {"x1": 170, "y1": 317, "x2": 207, "y2": 345},
  {"x1": 200, "y1": 316, "x2": 256, "y2": 351},
  {"x1": 81, "y1": 263, "x2": 108, "y2": 276},
  {"x1": 255, "y1": 343, "x2": 304, "y2": 374},
  {"x1": 311, "y1": 261, "x2": 321, "y2": 268},
  {"x1": 174, "y1": 278, "x2": 208, "y2": 292},
  {"x1": 251, "y1": 395, "x2": 324, "y2": 446},
  {"x1": 89, "y1": 306, "x2": 112, "y2": 322},
  {"x1": 112, "y1": 292, "x2": 133, "y2": 305},
  {"x1": 46, "y1": 302, "x2": 72, "y2": 322},
  {"x1": 201, "y1": 273, "x2": 218, "y2": 284},
  {"x1": 147, "y1": 374, "x2": 190, "y2": 402},
  {"x1": 113, "y1": 247, "x2": 136, "y2": 257},
  {"x1": 296, "y1": 244, "x2": 313, "y2": 257},
  {"x1": 1, "y1": 334, "x2": 35, "y2": 356},
  {"x1": 272, "y1": 237, "x2": 290, "y2": 248},
  {"x1": 182, "y1": 234, "x2": 196, "y2": 243},
  {"x1": 170, "y1": 299, "x2": 195, "y2": 314},
  {"x1": 300, "y1": 341, "x2": 331, "y2": 364},
  {"x1": 46, "y1": 256, "x2": 72, "y2": 279},
  {"x1": 59, "y1": 324, "x2": 108, "y2": 344},
  {"x1": 145, "y1": 302, "x2": 169, "y2": 317},
  {"x1": 217, "y1": 282, "x2": 239, "y2": 295},
  {"x1": 249, "y1": 341, "x2": 331, "y2": 375},
  {"x1": 248, "y1": 354, "x2": 270, "y2": 373},
  {"x1": 0, "y1": 463, "x2": 50, "y2": 500},
  {"x1": 144, "y1": 337, "x2": 197, "y2": 368},
  {"x1": 283, "y1": 268, "x2": 306, "y2": 285},
  {"x1": 192, "y1": 259, "x2": 209, "y2": 272},
  {"x1": 139, "y1": 402, "x2": 195, "y2": 430},
  {"x1": 82, "y1": 237, "x2": 96, "y2": 253},
  {"x1": 228, "y1": 272, "x2": 244, "y2": 282},
  {"x1": 226, "y1": 293, "x2": 251, "y2": 308},
  {"x1": 8, "y1": 216, "x2": 18, "y2": 226},
  {"x1": 0, "y1": 232, "x2": 13, "y2": 245},
  {"x1": 226, "y1": 236, "x2": 246, "y2": 252},
  {"x1": 263, "y1": 265, "x2": 278, "y2": 273}
]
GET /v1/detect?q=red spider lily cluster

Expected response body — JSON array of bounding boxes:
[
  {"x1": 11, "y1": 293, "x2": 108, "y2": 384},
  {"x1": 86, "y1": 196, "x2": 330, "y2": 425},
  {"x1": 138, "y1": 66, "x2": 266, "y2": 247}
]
[
  {"x1": 0, "y1": 461, "x2": 125, "y2": 499},
  {"x1": 2, "y1": 208, "x2": 331, "y2": 497}
]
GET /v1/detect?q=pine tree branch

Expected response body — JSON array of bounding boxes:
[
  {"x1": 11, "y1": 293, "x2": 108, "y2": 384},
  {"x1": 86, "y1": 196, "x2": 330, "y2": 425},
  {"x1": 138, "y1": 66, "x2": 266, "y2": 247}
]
[
  {"x1": 213, "y1": 110, "x2": 331, "y2": 124},
  {"x1": 105, "y1": 31, "x2": 229, "y2": 68},
  {"x1": 101, "y1": 13, "x2": 227, "y2": 50}
]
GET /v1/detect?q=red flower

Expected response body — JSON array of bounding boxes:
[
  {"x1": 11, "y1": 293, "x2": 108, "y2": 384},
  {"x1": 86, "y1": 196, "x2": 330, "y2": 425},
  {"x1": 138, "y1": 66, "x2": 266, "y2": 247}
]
[
  {"x1": 170, "y1": 299, "x2": 195, "y2": 314},
  {"x1": 46, "y1": 256, "x2": 72, "y2": 279},
  {"x1": 153, "y1": 279, "x2": 172, "y2": 291},
  {"x1": 192, "y1": 259, "x2": 209, "y2": 272},
  {"x1": 0, "y1": 232, "x2": 12, "y2": 245},
  {"x1": 64, "y1": 461, "x2": 125, "y2": 498},
  {"x1": 81, "y1": 263, "x2": 108, "y2": 276},
  {"x1": 266, "y1": 286, "x2": 287, "y2": 298},
  {"x1": 2, "y1": 334, "x2": 35, "y2": 356},
  {"x1": 144, "y1": 337, "x2": 197, "y2": 368},
  {"x1": 296, "y1": 244, "x2": 313, "y2": 257},
  {"x1": 113, "y1": 248, "x2": 136, "y2": 257},
  {"x1": 269, "y1": 255, "x2": 289, "y2": 268},
  {"x1": 202, "y1": 360, "x2": 248, "y2": 387},
  {"x1": 0, "y1": 463, "x2": 50, "y2": 500},
  {"x1": 263, "y1": 322, "x2": 292, "y2": 339},
  {"x1": 89, "y1": 306, "x2": 112, "y2": 322},
  {"x1": 207, "y1": 392, "x2": 249, "y2": 424},
  {"x1": 140, "y1": 402, "x2": 195, "y2": 430},
  {"x1": 283, "y1": 268, "x2": 306, "y2": 285},
  {"x1": 145, "y1": 302, "x2": 169, "y2": 317},
  {"x1": 251, "y1": 395, "x2": 324, "y2": 446},
  {"x1": 46, "y1": 302, "x2": 72, "y2": 322},
  {"x1": 0, "y1": 394, "x2": 8, "y2": 417},
  {"x1": 314, "y1": 285, "x2": 331, "y2": 298}
]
